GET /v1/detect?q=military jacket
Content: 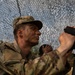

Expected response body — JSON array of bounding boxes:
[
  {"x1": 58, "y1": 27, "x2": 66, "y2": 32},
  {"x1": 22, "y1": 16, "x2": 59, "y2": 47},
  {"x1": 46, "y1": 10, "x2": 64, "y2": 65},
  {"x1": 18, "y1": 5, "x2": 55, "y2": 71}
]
[
  {"x1": 65, "y1": 53, "x2": 75, "y2": 75},
  {"x1": 0, "y1": 41, "x2": 66, "y2": 75}
]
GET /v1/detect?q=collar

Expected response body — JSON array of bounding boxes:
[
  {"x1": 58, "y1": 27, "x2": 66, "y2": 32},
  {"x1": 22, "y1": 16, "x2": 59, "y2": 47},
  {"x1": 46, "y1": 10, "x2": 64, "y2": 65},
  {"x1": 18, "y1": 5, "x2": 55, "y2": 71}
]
[{"x1": 13, "y1": 40, "x2": 21, "y2": 53}]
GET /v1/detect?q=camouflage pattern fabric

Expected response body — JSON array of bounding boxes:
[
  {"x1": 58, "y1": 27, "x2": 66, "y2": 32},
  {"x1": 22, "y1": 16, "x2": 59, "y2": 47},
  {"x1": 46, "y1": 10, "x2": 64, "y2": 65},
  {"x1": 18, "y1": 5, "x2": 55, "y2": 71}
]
[
  {"x1": 0, "y1": 41, "x2": 66, "y2": 75},
  {"x1": 57, "y1": 53, "x2": 75, "y2": 75},
  {"x1": 65, "y1": 53, "x2": 75, "y2": 75}
]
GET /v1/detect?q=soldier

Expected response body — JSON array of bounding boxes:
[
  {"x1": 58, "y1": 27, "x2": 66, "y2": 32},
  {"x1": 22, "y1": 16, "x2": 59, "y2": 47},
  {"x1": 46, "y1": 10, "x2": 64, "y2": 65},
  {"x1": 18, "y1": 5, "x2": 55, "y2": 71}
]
[{"x1": 0, "y1": 16, "x2": 75, "y2": 75}]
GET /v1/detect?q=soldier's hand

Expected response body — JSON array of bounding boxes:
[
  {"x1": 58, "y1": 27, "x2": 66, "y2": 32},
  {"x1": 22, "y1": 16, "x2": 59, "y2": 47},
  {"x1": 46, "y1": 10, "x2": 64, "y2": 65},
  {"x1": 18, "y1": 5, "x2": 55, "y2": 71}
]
[
  {"x1": 57, "y1": 32, "x2": 75, "y2": 56},
  {"x1": 42, "y1": 45, "x2": 52, "y2": 53}
]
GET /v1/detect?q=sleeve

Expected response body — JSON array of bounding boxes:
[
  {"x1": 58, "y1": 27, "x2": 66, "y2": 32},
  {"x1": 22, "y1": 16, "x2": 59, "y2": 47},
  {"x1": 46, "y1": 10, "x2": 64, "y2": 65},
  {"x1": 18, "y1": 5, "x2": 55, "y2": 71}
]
[
  {"x1": 25, "y1": 50, "x2": 66, "y2": 75},
  {"x1": 67, "y1": 53, "x2": 75, "y2": 67}
]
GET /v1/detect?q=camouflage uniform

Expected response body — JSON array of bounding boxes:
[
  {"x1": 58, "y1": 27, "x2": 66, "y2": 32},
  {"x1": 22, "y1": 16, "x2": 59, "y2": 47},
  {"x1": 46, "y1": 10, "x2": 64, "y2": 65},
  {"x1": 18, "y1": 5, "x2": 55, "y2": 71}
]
[
  {"x1": 58, "y1": 53, "x2": 75, "y2": 75},
  {"x1": 0, "y1": 41, "x2": 66, "y2": 75},
  {"x1": 65, "y1": 53, "x2": 75, "y2": 75}
]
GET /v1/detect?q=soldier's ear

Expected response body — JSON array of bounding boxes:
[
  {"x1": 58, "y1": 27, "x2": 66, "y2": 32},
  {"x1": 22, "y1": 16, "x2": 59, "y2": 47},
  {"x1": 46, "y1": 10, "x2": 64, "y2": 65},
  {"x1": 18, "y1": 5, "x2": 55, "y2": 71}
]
[{"x1": 17, "y1": 29, "x2": 23, "y2": 38}]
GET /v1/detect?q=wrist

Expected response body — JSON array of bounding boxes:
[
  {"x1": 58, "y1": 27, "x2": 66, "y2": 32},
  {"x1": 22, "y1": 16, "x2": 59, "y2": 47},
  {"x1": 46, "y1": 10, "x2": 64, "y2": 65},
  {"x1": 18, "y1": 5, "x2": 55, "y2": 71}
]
[{"x1": 57, "y1": 45, "x2": 68, "y2": 56}]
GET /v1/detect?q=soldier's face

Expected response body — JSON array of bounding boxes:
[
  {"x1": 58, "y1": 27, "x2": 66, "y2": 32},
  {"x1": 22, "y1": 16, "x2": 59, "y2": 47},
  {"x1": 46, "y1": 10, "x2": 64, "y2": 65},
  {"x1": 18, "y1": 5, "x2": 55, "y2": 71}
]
[{"x1": 21, "y1": 24, "x2": 41, "y2": 46}]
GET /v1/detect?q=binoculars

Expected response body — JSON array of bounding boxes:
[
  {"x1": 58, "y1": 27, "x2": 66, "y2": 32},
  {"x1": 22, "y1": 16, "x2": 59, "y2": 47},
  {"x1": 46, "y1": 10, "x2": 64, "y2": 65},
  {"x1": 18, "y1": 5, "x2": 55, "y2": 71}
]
[{"x1": 64, "y1": 26, "x2": 75, "y2": 50}]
